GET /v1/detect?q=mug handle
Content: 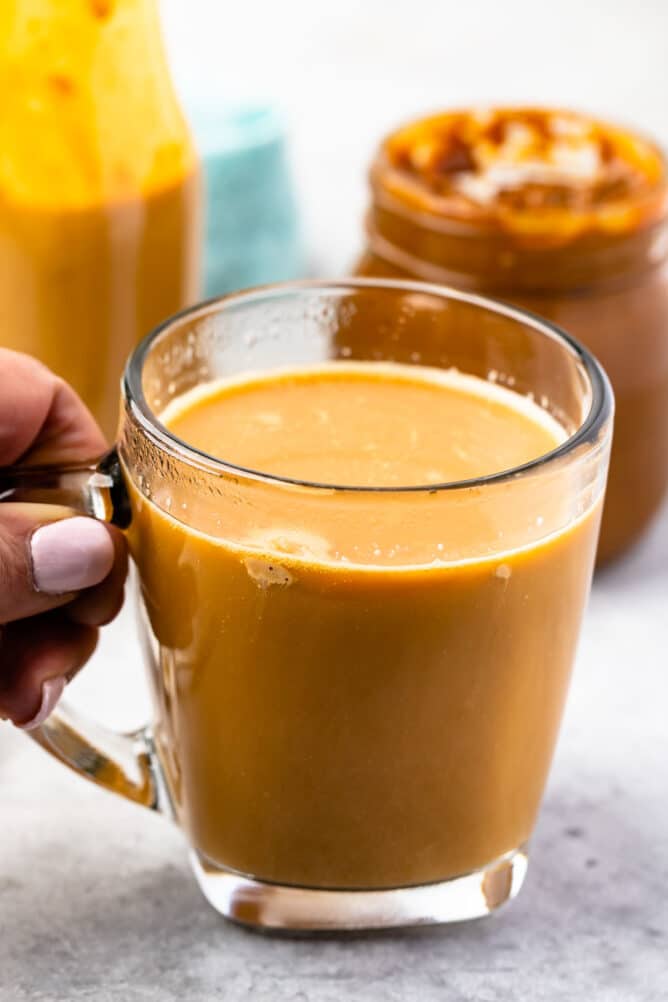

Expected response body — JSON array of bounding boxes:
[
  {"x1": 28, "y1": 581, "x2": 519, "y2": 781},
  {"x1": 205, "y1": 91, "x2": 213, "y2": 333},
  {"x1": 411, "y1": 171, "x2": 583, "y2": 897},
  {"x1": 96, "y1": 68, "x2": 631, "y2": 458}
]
[{"x1": 0, "y1": 450, "x2": 166, "y2": 814}]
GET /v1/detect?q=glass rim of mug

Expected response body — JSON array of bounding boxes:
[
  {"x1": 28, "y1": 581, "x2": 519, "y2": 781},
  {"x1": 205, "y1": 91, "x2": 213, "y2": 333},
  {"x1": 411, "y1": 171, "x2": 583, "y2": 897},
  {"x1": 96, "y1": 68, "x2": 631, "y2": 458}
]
[{"x1": 123, "y1": 277, "x2": 613, "y2": 495}]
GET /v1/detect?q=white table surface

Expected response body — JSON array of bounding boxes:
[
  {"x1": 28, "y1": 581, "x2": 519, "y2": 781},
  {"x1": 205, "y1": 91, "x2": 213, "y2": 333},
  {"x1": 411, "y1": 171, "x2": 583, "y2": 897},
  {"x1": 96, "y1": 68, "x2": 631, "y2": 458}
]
[{"x1": 2, "y1": 1, "x2": 668, "y2": 998}]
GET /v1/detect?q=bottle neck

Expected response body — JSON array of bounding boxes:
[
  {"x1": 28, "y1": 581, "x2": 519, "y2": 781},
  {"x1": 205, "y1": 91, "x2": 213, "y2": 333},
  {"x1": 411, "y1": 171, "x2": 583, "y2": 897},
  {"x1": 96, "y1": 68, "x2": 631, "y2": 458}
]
[
  {"x1": 367, "y1": 178, "x2": 668, "y2": 295},
  {"x1": 0, "y1": 0, "x2": 194, "y2": 206},
  {"x1": 0, "y1": 0, "x2": 162, "y2": 56}
]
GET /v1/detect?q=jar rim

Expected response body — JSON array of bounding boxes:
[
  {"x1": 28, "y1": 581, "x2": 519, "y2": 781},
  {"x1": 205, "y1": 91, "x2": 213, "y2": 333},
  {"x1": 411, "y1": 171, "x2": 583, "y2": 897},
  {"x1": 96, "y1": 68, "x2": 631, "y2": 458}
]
[{"x1": 372, "y1": 106, "x2": 668, "y2": 241}]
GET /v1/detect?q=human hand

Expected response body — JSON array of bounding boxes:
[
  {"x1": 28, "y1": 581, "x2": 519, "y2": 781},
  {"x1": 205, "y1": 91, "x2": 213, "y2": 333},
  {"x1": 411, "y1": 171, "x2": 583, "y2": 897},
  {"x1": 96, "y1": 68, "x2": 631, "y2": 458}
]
[{"x1": 0, "y1": 350, "x2": 127, "y2": 729}]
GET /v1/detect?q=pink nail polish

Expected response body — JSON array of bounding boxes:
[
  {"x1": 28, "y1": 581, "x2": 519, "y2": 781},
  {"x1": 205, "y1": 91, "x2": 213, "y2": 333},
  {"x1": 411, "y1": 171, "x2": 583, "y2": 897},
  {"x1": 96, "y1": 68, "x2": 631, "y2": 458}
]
[
  {"x1": 19, "y1": 677, "x2": 66, "y2": 731},
  {"x1": 31, "y1": 517, "x2": 114, "y2": 595}
]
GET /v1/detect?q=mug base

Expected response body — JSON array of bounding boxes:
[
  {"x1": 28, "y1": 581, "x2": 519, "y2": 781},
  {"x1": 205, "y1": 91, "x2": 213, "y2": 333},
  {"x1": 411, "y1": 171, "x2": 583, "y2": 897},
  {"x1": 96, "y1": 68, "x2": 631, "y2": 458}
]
[{"x1": 190, "y1": 845, "x2": 528, "y2": 931}]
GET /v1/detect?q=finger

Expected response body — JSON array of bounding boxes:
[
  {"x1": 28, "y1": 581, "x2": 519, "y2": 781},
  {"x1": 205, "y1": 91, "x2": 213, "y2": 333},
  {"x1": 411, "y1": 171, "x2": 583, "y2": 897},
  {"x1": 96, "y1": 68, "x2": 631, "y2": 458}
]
[
  {"x1": 0, "y1": 349, "x2": 107, "y2": 466},
  {"x1": 0, "y1": 506, "x2": 115, "y2": 622},
  {"x1": 0, "y1": 611, "x2": 98, "y2": 728},
  {"x1": 67, "y1": 525, "x2": 128, "y2": 627}
]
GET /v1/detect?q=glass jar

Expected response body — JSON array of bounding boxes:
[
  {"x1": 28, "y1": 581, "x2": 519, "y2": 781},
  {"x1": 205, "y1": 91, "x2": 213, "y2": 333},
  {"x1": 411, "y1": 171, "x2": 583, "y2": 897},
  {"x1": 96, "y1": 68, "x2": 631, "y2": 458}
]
[
  {"x1": 355, "y1": 107, "x2": 668, "y2": 563},
  {"x1": 0, "y1": 0, "x2": 201, "y2": 437}
]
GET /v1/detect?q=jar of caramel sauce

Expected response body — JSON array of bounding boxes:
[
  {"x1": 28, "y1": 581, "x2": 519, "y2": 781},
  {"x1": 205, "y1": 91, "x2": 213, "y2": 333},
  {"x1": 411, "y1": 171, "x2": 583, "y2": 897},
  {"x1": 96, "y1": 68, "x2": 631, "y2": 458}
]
[{"x1": 355, "y1": 107, "x2": 668, "y2": 563}]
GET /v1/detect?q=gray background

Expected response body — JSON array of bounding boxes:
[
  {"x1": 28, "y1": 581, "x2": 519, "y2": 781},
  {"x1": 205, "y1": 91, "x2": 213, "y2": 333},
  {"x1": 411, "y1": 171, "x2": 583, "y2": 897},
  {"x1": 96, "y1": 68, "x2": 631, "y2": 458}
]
[{"x1": 2, "y1": 1, "x2": 667, "y2": 998}]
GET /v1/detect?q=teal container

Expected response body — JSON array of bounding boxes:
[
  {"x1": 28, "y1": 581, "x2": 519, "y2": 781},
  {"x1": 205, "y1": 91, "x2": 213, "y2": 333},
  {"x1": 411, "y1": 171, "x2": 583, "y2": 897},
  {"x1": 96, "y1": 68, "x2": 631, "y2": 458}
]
[{"x1": 187, "y1": 103, "x2": 303, "y2": 297}]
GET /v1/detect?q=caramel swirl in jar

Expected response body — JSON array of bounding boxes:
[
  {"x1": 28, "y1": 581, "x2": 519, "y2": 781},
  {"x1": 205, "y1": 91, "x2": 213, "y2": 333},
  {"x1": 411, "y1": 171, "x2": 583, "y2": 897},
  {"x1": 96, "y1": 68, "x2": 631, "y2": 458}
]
[{"x1": 381, "y1": 108, "x2": 667, "y2": 244}]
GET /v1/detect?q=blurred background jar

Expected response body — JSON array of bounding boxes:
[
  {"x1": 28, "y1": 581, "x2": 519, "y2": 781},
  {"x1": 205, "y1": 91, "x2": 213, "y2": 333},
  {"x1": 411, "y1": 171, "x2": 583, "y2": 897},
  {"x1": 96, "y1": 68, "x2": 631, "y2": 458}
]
[
  {"x1": 0, "y1": 0, "x2": 201, "y2": 438},
  {"x1": 185, "y1": 102, "x2": 303, "y2": 299},
  {"x1": 355, "y1": 107, "x2": 668, "y2": 564}
]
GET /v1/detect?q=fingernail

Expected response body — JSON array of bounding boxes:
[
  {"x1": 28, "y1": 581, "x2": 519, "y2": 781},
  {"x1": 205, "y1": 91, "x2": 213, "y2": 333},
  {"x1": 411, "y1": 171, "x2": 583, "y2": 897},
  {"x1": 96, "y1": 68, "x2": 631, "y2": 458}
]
[
  {"x1": 31, "y1": 517, "x2": 114, "y2": 595},
  {"x1": 19, "y1": 677, "x2": 66, "y2": 731}
]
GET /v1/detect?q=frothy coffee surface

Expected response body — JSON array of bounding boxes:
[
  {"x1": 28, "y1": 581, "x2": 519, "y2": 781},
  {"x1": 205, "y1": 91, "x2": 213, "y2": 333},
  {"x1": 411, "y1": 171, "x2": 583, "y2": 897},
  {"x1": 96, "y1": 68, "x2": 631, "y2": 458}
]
[{"x1": 163, "y1": 361, "x2": 565, "y2": 488}]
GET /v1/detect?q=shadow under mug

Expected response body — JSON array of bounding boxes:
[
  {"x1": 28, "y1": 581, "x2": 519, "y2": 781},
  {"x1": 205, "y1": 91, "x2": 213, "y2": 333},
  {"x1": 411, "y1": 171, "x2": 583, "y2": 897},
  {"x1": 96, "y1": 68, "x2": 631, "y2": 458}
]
[{"x1": 0, "y1": 279, "x2": 613, "y2": 931}]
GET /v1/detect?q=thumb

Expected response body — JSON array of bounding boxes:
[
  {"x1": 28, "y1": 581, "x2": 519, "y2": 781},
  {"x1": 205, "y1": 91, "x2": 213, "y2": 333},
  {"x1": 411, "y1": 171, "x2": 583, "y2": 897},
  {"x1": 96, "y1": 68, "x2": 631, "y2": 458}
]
[{"x1": 0, "y1": 505, "x2": 115, "y2": 623}]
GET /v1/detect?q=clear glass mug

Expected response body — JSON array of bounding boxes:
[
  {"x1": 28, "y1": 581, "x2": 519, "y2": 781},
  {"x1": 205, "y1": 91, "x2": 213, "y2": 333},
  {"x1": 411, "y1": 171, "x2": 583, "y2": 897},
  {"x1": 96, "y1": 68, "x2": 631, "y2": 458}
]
[{"x1": 0, "y1": 280, "x2": 613, "y2": 931}]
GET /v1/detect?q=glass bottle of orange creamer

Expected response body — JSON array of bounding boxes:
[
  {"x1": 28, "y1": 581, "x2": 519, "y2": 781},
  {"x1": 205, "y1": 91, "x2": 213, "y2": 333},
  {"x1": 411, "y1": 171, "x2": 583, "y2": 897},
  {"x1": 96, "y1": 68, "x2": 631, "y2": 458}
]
[{"x1": 0, "y1": 0, "x2": 200, "y2": 437}]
